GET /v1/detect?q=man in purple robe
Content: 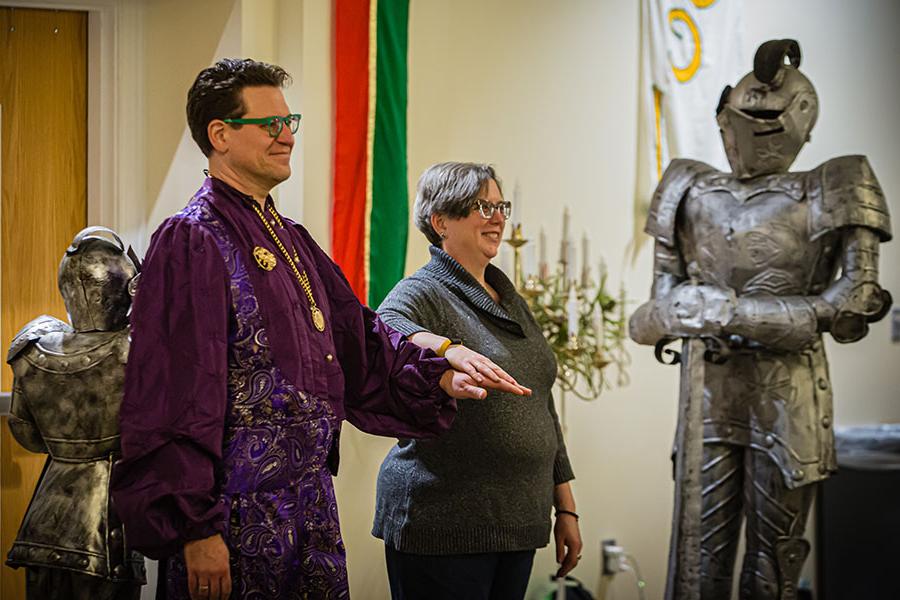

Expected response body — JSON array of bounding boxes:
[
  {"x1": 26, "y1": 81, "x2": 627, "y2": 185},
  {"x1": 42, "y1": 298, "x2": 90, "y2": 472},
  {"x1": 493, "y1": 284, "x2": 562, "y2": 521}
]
[{"x1": 110, "y1": 59, "x2": 521, "y2": 600}]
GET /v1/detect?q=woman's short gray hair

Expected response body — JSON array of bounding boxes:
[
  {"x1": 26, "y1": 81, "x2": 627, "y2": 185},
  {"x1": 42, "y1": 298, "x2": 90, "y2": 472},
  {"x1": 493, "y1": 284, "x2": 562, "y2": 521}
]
[{"x1": 413, "y1": 162, "x2": 503, "y2": 246}]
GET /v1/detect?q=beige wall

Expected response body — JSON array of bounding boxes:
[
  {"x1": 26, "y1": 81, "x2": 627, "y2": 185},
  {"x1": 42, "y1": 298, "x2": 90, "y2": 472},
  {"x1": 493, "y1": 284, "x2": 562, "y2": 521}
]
[
  {"x1": 136, "y1": 0, "x2": 234, "y2": 243},
  {"x1": 123, "y1": 1, "x2": 900, "y2": 598}
]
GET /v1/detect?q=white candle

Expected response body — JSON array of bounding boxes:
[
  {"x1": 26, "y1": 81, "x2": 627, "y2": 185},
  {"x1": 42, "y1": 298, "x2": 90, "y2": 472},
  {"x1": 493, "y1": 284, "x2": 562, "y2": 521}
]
[
  {"x1": 523, "y1": 243, "x2": 537, "y2": 277},
  {"x1": 567, "y1": 242, "x2": 577, "y2": 282},
  {"x1": 567, "y1": 283, "x2": 579, "y2": 338},
  {"x1": 581, "y1": 233, "x2": 589, "y2": 267},
  {"x1": 559, "y1": 207, "x2": 570, "y2": 264},
  {"x1": 539, "y1": 228, "x2": 547, "y2": 274},
  {"x1": 581, "y1": 233, "x2": 590, "y2": 287}
]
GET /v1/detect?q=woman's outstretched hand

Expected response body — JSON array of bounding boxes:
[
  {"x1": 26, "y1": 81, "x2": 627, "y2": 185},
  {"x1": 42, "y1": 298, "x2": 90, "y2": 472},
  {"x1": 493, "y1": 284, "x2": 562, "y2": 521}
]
[{"x1": 444, "y1": 345, "x2": 532, "y2": 396}]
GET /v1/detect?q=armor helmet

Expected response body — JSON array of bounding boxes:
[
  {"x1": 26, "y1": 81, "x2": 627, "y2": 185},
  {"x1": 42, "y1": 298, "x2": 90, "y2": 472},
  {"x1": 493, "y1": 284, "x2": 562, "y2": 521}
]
[
  {"x1": 58, "y1": 227, "x2": 138, "y2": 332},
  {"x1": 716, "y1": 39, "x2": 818, "y2": 179}
]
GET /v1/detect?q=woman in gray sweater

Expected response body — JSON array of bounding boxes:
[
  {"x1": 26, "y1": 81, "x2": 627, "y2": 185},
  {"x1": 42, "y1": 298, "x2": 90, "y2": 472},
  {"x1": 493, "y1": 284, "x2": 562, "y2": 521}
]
[{"x1": 374, "y1": 162, "x2": 582, "y2": 599}]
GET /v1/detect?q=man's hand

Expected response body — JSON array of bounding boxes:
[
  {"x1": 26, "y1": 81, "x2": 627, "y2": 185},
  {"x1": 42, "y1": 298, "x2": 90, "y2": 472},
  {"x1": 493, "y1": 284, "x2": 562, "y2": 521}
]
[
  {"x1": 439, "y1": 370, "x2": 489, "y2": 399},
  {"x1": 184, "y1": 534, "x2": 231, "y2": 600},
  {"x1": 554, "y1": 512, "x2": 583, "y2": 577},
  {"x1": 444, "y1": 345, "x2": 532, "y2": 396}
]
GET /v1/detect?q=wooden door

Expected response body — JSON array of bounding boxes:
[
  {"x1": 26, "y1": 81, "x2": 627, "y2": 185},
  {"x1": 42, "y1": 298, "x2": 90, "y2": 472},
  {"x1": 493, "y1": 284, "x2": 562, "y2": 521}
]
[{"x1": 0, "y1": 7, "x2": 87, "y2": 598}]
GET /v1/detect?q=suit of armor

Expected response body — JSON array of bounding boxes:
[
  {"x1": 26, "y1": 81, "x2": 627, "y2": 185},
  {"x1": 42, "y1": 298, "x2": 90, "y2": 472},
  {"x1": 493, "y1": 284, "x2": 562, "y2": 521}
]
[
  {"x1": 630, "y1": 41, "x2": 892, "y2": 599},
  {"x1": 6, "y1": 228, "x2": 145, "y2": 600}
]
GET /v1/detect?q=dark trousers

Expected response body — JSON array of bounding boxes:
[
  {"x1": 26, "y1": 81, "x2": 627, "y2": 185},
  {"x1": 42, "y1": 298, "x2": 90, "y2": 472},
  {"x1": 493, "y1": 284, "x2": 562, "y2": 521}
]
[{"x1": 385, "y1": 545, "x2": 535, "y2": 600}]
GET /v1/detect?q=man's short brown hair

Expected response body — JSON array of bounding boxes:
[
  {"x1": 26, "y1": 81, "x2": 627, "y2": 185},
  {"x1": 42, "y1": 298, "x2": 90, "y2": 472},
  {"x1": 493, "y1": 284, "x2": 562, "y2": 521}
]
[{"x1": 186, "y1": 58, "x2": 291, "y2": 157}]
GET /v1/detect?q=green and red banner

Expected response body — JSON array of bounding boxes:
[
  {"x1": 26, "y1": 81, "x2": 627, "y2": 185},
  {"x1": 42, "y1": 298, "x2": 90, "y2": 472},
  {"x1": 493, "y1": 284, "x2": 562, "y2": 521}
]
[{"x1": 332, "y1": 0, "x2": 409, "y2": 308}]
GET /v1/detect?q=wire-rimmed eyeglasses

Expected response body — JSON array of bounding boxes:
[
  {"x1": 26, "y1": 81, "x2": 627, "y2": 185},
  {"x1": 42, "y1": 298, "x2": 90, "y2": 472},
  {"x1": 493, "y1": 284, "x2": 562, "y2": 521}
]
[{"x1": 473, "y1": 199, "x2": 512, "y2": 220}]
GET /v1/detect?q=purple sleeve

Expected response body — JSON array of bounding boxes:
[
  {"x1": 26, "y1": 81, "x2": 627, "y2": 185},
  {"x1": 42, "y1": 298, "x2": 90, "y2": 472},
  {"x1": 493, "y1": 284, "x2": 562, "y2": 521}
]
[
  {"x1": 298, "y1": 228, "x2": 457, "y2": 438},
  {"x1": 342, "y1": 305, "x2": 457, "y2": 438},
  {"x1": 111, "y1": 217, "x2": 229, "y2": 559}
]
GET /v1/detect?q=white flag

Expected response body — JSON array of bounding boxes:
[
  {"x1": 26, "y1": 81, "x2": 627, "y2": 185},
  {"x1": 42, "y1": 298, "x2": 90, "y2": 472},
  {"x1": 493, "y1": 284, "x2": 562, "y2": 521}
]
[{"x1": 632, "y1": 0, "x2": 745, "y2": 257}]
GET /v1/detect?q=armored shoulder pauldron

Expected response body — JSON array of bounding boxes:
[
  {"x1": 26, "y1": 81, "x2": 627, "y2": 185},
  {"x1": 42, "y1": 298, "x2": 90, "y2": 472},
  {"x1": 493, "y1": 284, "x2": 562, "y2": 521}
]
[
  {"x1": 645, "y1": 159, "x2": 718, "y2": 246},
  {"x1": 22, "y1": 329, "x2": 127, "y2": 375},
  {"x1": 808, "y1": 155, "x2": 891, "y2": 242},
  {"x1": 7, "y1": 316, "x2": 72, "y2": 364}
]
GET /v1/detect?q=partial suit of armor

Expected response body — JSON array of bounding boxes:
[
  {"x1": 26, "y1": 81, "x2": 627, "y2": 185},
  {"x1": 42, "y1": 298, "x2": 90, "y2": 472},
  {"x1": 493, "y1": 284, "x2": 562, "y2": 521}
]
[
  {"x1": 6, "y1": 227, "x2": 145, "y2": 600},
  {"x1": 630, "y1": 40, "x2": 892, "y2": 599}
]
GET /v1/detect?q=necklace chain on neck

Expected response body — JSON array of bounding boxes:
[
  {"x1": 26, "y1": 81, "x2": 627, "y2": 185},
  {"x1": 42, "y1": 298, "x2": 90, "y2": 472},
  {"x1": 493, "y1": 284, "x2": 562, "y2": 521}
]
[{"x1": 250, "y1": 202, "x2": 326, "y2": 332}]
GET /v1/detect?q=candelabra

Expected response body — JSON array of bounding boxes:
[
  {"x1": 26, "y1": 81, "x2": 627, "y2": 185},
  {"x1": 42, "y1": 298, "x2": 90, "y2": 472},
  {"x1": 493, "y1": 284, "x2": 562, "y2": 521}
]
[{"x1": 505, "y1": 213, "x2": 630, "y2": 403}]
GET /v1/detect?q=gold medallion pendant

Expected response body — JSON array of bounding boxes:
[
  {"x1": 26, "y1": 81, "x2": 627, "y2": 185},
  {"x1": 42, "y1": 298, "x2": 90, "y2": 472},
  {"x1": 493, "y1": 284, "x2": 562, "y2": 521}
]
[
  {"x1": 250, "y1": 203, "x2": 327, "y2": 334},
  {"x1": 253, "y1": 246, "x2": 277, "y2": 271},
  {"x1": 311, "y1": 307, "x2": 326, "y2": 332}
]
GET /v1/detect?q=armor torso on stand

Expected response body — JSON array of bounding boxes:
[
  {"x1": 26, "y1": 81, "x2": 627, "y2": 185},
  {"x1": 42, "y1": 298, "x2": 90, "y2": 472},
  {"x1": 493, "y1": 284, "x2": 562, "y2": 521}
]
[
  {"x1": 7, "y1": 322, "x2": 145, "y2": 581},
  {"x1": 676, "y1": 169, "x2": 838, "y2": 488}
]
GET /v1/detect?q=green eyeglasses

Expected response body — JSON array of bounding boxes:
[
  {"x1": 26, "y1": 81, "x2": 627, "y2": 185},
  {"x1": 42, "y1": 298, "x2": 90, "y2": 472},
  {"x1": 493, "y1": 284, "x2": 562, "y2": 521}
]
[{"x1": 223, "y1": 113, "x2": 302, "y2": 138}]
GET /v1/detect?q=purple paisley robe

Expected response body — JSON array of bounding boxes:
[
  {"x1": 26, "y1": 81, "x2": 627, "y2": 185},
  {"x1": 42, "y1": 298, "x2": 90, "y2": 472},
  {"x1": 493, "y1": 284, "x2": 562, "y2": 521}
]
[{"x1": 111, "y1": 178, "x2": 456, "y2": 599}]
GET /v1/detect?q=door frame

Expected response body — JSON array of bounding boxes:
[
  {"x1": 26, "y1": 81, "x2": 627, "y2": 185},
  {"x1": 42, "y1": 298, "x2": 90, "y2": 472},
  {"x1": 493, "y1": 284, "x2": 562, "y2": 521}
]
[{"x1": 2, "y1": 0, "x2": 143, "y2": 244}]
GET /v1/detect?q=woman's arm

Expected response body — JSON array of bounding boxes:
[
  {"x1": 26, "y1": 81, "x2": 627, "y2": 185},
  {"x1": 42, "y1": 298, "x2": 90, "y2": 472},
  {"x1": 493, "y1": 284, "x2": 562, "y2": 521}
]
[
  {"x1": 553, "y1": 482, "x2": 583, "y2": 577},
  {"x1": 408, "y1": 331, "x2": 531, "y2": 396}
]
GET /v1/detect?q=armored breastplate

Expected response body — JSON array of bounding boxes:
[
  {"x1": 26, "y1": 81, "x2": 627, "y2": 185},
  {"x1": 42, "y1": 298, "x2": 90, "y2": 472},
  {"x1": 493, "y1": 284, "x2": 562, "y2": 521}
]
[
  {"x1": 679, "y1": 171, "x2": 839, "y2": 297},
  {"x1": 15, "y1": 329, "x2": 129, "y2": 459},
  {"x1": 672, "y1": 171, "x2": 842, "y2": 488}
]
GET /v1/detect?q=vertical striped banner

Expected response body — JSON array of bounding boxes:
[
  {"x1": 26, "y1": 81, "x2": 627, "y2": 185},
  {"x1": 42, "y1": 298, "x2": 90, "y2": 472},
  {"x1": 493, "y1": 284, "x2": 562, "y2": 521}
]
[{"x1": 333, "y1": 0, "x2": 409, "y2": 307}]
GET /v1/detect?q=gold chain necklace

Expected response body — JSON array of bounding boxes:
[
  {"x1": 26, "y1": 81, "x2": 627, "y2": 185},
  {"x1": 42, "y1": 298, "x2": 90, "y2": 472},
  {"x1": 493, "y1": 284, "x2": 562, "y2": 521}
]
[{"x1": 250, "y1": 202, "x2": 326, "y2": 332}]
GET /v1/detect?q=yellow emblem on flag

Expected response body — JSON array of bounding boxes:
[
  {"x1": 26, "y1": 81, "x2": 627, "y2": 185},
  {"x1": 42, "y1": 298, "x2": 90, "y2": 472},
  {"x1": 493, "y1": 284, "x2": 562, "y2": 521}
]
[{"x1": 253, "y1": 246, "x2": 277, "y2": 271}]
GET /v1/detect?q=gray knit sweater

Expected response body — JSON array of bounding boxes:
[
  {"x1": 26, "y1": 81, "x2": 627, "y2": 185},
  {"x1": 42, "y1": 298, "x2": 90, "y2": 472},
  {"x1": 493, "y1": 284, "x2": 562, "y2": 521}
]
[{"x1": 372, "y1": 246, "x2": 574, "y2": 555}]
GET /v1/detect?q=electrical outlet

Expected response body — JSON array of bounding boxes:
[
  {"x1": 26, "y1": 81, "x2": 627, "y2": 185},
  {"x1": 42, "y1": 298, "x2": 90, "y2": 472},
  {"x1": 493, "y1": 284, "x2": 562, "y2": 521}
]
[{"x1": 602, "y1": 539, "x2": 624, "y2": 575}]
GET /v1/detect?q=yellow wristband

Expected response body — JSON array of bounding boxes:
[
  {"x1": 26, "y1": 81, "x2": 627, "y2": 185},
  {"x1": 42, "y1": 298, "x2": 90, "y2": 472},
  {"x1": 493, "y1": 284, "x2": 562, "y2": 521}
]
[{"x1": 436, "y1": 338, "x2": 453, "y2": 357}]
